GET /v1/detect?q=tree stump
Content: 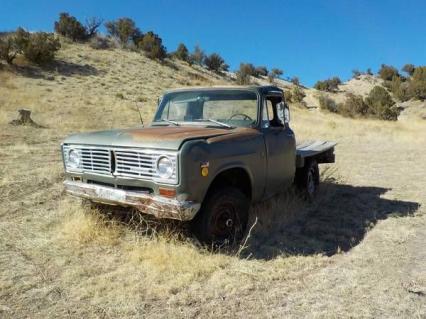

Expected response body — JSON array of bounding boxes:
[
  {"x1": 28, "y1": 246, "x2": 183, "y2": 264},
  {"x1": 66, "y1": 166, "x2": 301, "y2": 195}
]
[{"x1": 9, "y1": 109, "x2": 44, "y2": 128}]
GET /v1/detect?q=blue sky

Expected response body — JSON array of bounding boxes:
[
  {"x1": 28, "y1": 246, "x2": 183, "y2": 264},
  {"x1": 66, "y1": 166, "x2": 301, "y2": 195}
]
[{"x1": 1, "y1": 0, "x2": 425, "y2": 86}]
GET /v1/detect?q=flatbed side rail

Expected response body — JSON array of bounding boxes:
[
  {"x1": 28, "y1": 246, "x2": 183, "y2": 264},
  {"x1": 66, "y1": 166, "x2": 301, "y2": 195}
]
[{"x1": 296, "y1": 140, "x2": 336, "y2": 167}]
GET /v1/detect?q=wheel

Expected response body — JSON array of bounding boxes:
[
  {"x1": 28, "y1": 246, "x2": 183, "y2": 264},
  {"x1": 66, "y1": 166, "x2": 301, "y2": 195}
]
[
  {"x1": 191, "y1": 187, "x2": 249, "y2": 246},
  {"x1": 295, "y1": 159, "x2": 319, "y2": 200}
]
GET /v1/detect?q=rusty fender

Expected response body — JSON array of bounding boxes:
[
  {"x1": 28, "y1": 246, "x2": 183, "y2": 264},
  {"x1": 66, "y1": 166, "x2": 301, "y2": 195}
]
[{"x1": 63, "y1": 180, "x2": 200, "y2": 221}]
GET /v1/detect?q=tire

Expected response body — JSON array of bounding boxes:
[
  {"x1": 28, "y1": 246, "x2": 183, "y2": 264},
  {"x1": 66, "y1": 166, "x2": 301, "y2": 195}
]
[
  {"x1": 295, "y1": 159, "x2": 319, "y2": 201},
  {"x1": 191, "y1": 187, "x2": 249, "y2": 246}
]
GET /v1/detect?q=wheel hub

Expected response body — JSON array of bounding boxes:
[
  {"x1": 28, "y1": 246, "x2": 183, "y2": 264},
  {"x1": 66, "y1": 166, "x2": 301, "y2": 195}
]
[
  {"x1": 225, "y1": 218, "x2": 233, "y2": 228},
  {"x1": 211, "y1": 203, "x2": 238, "y2": 239}
]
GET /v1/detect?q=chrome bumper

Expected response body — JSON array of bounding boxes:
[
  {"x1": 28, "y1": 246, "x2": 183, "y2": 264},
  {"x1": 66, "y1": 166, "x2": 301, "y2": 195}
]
[{"x1": 63, "y1": 180, "x2": 200, "y2": 221}]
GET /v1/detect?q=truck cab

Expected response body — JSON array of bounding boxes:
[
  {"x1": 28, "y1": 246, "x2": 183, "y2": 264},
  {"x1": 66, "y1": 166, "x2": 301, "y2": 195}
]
[{"x1": 62, "y1": 86, "x2": 335, "y2": 245}]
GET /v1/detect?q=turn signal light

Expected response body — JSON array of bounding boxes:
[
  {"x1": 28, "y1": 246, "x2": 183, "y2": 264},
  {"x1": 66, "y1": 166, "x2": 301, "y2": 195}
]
[{"x1": 159, "y1": 188, "x2": 176, "y2": 198}]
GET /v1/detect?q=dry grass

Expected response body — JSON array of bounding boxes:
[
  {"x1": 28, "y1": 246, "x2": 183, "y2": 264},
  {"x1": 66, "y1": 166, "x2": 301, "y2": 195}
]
[
  {"x1": 58, "y1": 201, "x2": 123, "y2": 246},
  {"x1": 0, "y1": 42, "x2": 425, "y2": 318}
]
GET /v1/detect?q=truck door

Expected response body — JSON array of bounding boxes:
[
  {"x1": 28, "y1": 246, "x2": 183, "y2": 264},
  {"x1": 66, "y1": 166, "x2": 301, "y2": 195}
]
[{"x1": 261, "y1": 96, "x2": 296, "y2": 197}]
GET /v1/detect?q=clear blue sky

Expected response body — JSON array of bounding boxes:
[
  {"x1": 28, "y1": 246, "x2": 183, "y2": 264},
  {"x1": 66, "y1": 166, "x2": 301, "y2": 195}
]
[{"x1": 1, "y1": 0, "x2": 425, "y2": 86}]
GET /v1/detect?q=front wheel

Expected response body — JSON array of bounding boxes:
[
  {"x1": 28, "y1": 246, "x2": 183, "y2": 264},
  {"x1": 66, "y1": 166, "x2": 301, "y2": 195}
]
[
  {"x1": 191, "y1": 187, "x2": 249, "y2": 246},
  {"x1": 295, "y1": 159, "x2": 320, "y2": 200}
]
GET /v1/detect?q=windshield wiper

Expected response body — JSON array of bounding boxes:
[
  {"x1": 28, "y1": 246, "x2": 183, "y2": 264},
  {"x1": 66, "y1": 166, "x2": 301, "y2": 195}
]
[
  {"x1": 159, "y1": 119, "x2": 180, "y2": 126},
  {"x1": 204, "y1": 119, "x2": 234, "y2": 129}
]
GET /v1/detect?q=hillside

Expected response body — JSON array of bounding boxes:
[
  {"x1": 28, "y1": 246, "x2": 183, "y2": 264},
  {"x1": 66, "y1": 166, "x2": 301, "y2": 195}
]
[
  {"x1": 303, "y1": 74, "x2": 426, "y2": 120},
  {"x1": 1, "y1": 42, "x2": 426, "y2": 318}
]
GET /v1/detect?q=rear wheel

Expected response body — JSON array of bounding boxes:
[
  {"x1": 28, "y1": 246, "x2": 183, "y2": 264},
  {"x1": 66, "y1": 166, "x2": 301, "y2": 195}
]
[
  {"x1": 295, "y1": 159, "x2": 319, "y2": 200},
  {"x1": 191, "y1": 187, "x2": 249, "y2": 246}
]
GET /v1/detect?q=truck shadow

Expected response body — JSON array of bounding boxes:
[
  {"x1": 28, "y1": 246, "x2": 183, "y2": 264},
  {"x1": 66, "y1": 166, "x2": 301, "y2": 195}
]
[{"x1": 245, "y1": 182, "x2": 421, "y2": 260}]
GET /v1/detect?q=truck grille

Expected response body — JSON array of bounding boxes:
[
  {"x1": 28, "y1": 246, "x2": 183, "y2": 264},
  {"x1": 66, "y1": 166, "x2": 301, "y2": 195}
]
[
  {"x1": 62, "y1": 145, "x2": 178, "y2": 183},
  {"x1": 115, "y1": 150, "x2": 157, "y2": 179},
  {"x1": 63, "y1": 145, "x2": 111, "y2": 175}
]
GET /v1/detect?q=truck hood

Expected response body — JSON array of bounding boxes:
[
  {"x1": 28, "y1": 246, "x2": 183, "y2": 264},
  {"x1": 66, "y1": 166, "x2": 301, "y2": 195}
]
[{"x1": 63, "y1": 126, "x2": 238, "y2": 150}]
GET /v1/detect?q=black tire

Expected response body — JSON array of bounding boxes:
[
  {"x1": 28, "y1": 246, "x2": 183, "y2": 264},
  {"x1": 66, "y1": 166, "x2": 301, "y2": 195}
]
[
  {"x1": 191, "y1": 187, "x2": 249, "y2": 246},
  {"x1": 295, "y1": 159, "x2": 320, "y2": 200}
]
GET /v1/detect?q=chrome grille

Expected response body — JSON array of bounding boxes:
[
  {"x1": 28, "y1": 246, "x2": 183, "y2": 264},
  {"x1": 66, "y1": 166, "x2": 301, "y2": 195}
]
[
  {"x1": 115, "y1": 149, "x2": 177, "y2": 183},
  {"x1": 62, "y1": 145, "x2": 178, "y2": 184},
  {"x1": 63, "y1": 145, "x2": 111, "y2": 175},
  {"x1": 114, "y1": 150, "x2": 156, "y2": 178}
]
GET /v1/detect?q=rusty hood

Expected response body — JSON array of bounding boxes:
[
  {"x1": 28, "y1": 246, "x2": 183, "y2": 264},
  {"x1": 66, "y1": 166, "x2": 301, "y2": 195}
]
[{"x1": 63, "y1": 126, "x2": 237, "y2": 150}]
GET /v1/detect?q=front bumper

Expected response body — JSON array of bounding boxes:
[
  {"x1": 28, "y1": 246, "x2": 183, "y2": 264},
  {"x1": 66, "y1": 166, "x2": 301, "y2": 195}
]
[{"x1": 63, "y1": 180, "x2": 200, "y2": 221}]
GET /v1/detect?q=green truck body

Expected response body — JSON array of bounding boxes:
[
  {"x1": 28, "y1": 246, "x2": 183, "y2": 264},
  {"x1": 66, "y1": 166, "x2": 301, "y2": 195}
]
[{"x1": 62, "y1": 86, "x2": 335, "y2": 243}]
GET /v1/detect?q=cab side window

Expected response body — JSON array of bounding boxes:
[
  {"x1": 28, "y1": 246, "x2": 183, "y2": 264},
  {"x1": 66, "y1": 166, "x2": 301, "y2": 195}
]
[
  {"x1": 262, "y1": 97, "x2": 284, "y2": 128},
  {"x1": 261, "y1": 99, "x2": 274, "y2": 128}
]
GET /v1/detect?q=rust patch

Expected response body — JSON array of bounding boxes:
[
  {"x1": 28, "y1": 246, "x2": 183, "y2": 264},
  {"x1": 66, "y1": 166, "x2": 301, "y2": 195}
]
[
  {"x1": 207, "y1": 127, "x2": 260, "y2": 144},
  {"x1": 124, "y1": 126, "x2": 232, "y2": 142},
  {"x1": 64, "y1": 180, "x2": 199, "y2": 221}
]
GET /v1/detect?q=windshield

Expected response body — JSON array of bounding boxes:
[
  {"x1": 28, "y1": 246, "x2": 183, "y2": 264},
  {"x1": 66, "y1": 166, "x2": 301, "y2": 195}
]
[{"x1": 152, "y1": 90, "x2": 258, "y2": 128}]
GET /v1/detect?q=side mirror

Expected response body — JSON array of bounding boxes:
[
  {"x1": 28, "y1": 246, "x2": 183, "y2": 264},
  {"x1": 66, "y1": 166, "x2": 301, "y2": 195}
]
[{"x1": 277, "y1": 102, "x2": 290, "y2": 124}]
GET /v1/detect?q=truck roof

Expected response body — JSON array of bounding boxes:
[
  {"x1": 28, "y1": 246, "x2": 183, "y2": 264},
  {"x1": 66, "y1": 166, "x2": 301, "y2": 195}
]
[{"x1": 164, "y1": 85, "x2": 284, "y2": 95}]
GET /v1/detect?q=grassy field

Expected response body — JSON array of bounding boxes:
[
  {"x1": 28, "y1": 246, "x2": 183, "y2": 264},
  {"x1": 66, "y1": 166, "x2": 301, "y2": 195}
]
[{"x1": 0, "y1": 43, "x2": 425, "y2": 318}]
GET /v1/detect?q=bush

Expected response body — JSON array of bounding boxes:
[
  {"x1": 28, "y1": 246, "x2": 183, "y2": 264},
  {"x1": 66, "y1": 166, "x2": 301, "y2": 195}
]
[
  {"x1": 236, "y1": 63, "x2": 256, "y2": 84},
  {"x1": 105, "y1": 18, "x2": 139, "y2": 47},
  {"x1": 4, "y1": 28, "x2": 60, "y2": 65},
  {"x1": 84, "y1": 17, "x2": 103, "y2": 38},
  {"x1": 190, "y1": 45, "x2": 204, "y2": 65},
  {"x1": 141, "y1": 32, "x2": 167, "y2": 60},
  {"x1": 13, "y1": 28, "x2": 30, "y2": 50},
  {"x1": 138, "y1": 31, "x2": 167, "y2": 60},
  {"x1": 204, "y1": 53, "x2": 227, "y2": 73},
  {"x1": 340, "y1": 93, "x2": 369, "y2": 117},
  {"x1": 314, "y1": 77, "x2": 341, "y2": 92},
  {"x1": 23, "y1": 32, "x2": 61, "y2": 64},
  {"x1": 389, "y1": 75, "x2": 410, "y2": 102},
  {"x1": 408, "y1": 66, "x2": 426, "y2": 100},
  {"x1": 318, "y1": 95, "x2": 338, "y2": 113},
  {"x1": 284, "y1": 90, "x2": 293, "y2": 103},
  {"x1": 54, "y1": 13, "x2": 87, "y2": 41},
  {"x1": 175, "y1": 43, "x2": 189, "y2": 62},
  {"x1": 352, "y1": 69, "x2": 362, "y2": 79},
  {"x1": 290, "y1": 76, "x2": 300, "y2": 86},
  {"x1": 268, "y1": 68, "x2": 283, "y2": 83},
  {"x1": 378, "y1": 64, "x2": 399, "y2": 81},
  {"x1": 89, "y1": 36, "x2": 111, "y2": 50},
  {"x1": 254, "y1": 66, "x2": 268, "y2": 77},
  {"x1": 292, "y1": 86, "x2": 306, "y2": 103},
  {"x1": 402, "y1": 64, "x2": 415, "y2": 76},
  {"x1": 0, "y1": 35, "x2": 18, "y2": 64},
  {"x1": 365, "y1": 86, "x2": 399, "y2": 120},
  {"x1": 366, "y1": 68, "x2": 373, "y2": 76}
]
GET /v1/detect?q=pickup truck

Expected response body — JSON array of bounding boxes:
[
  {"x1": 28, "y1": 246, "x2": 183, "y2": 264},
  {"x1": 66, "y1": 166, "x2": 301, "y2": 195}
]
[{"x1": 62, "y1": 86, "x2": 335, "y2": 245}]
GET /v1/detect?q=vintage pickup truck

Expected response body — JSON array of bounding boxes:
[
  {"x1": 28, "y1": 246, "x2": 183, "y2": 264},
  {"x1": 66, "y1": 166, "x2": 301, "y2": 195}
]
[{"x1": 62, "y1": 86, "x2": 335, "y2": 244}]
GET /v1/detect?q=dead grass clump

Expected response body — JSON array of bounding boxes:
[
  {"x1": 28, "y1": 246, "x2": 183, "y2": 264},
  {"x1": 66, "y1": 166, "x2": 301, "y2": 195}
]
[
  {"x1": 127, "y1": 237, "x2": 231, "y2": 295},
  {"x1": 58, "y1": 200, "x2": 123, "y2": 246},
  {"x1": 0, "y1": 71, "x2": 17, "y2": 89}
]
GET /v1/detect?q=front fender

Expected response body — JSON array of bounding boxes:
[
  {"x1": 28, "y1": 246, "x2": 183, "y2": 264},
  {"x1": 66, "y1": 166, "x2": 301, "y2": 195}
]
[{"x1": 177, "y1": 131, "x2": 266, "y2": 205}]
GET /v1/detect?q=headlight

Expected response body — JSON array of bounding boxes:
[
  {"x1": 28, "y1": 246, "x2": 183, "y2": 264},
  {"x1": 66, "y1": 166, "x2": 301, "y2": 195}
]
[
  {"x1": 156, "y1": 156, "x2": 174, "y2": 179},
  {"x1": 68, "y1": 149, "x2": 81, "y2": 168}
]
